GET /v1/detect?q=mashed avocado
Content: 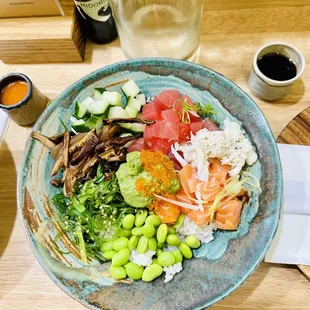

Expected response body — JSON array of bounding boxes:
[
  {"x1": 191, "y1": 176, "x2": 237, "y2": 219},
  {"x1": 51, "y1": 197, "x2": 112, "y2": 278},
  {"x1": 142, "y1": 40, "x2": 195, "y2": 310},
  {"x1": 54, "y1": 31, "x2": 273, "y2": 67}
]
[{"x1": 116, "y1": 151, "x2": 180, "y2": 208}]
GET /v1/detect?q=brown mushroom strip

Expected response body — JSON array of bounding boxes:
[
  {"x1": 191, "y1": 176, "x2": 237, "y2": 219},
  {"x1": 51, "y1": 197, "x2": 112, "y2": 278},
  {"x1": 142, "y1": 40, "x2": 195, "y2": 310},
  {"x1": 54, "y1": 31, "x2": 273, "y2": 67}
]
[
  {"x1": 108, "y1": 125, "x2": 121, "y2": 137},
  {"x1": 71, "y1": 134, "x2": 99, "y2": 165},
  {"x1": 69, "y1": 129, "x2": 96, "y2": 155},
  {"x1": 51, "y1": 178, "x2": 64, "y2": 187},
  {"x1": 98, "y1": 124, "x2": 112, "y2": 142},
  {"x1": 51, "y1": 153, "x2": 64, "y2": 176},
  {"x1": 102, "y1": 118, "x2": 155, "y2": 125},
  {"x1": 32, "y1": 132, "x2": 56, "y2": 149},
  {"x1": 63, "y1": 132, "x2": 70, "y2": 169}
]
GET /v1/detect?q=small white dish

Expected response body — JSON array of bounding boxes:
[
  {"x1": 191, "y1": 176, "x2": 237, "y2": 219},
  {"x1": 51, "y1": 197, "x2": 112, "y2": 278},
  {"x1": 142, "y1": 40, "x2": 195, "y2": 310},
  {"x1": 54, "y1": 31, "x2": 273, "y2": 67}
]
[{"x1": 248, "y1": 42, "x2": 305, "y2": 101}]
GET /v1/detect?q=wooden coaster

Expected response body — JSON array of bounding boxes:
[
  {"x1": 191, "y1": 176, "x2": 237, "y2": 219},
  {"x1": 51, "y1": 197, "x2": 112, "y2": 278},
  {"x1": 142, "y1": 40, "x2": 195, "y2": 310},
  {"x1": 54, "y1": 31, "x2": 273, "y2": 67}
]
[{"x1": 277, "y1": 106, "x2": 310, "y2": 280}]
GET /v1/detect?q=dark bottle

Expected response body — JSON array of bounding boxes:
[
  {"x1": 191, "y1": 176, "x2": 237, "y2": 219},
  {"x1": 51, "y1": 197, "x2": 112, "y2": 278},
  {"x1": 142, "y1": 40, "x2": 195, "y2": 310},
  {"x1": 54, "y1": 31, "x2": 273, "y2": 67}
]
[{"x1": 74, "y1": 0, "x2": 117, "y2": 44}]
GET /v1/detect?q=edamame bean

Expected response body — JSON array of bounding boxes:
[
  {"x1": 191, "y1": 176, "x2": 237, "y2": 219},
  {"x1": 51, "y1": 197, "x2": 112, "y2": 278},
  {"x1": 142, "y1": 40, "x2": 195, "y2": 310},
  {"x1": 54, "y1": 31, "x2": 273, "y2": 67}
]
[
  {"x1": 142, "y1": 264, "x2": 163, "y2": 282},
  {"x1": 137, "y1": 235, "x2": 148, "y2": 254},
  {"x1": 172, "y1": 214, "x2": 185, "y2": 229},
  {"x1": 125, "y1": 262, "x2": 144, "y2": 280},
  {"x1": 122, "y1": 214, "x2": 135, "y2": 230},
  {"x1": 100, "y1": 240, "x2": 113, "y2": 252},
  {"x1": 172, "y1": 250, "x2": 183, "y2": 263},
  {"x1": 168, "y1": 227, "x2": 176, "y2": 234},
  {"x1": 152, "y1": 258, "x2": 158, "y2": 265},
  {"x1": 148, "y1": 237, "x2": 158, "y2": 251},
  {"x1": 179, "y1": 242, "x2": 193, "y2": 259},
  {"x1": 142, "y1": 223, "x2": 155, "y2": 238},
  {"x1": 110, "y1": 265, "x2": 127, "y2": 280},
  {"x1": 158, "y1": 252, "x2": 176, "y2": 267},
  {"x1": 102, "y1": 250, "x2": 116, "y2": 260},
  {"x1": 131, "y1": 227, "x2": 143, "y2": 236},
  {"x1": 166, "y1": 234, "x2": 181, "y2": 246},
  {"x1": 113, "y1": 237, "x2": 129, "y2": 252},
  {"x1": 185, "y1": 235, "x2": 201, "y2": 249},
  {"x1": 145, "y1": 214, "x2": 161, "y2": 227},
  {"x1": 135, "y1": 210, "x2": 148, "y2": 227},
  {"x1": 128, "y1": 235, "x2": 138, "y2": 250},
  {"x1": 117, "y1": 228, "x2": 131, "y2": 238},
  {"x1": 112, "y1": 248, "x2": 130, "y2": 266},
  {"x1": 157, "y1": 242, "x2": 165, "y2": 249},
  {"x1": 156, "y1": 249, "x2": 163, "y2": 257},
  {"x1": 157, "y1": 224, "x2": 168, "y2": 243}
]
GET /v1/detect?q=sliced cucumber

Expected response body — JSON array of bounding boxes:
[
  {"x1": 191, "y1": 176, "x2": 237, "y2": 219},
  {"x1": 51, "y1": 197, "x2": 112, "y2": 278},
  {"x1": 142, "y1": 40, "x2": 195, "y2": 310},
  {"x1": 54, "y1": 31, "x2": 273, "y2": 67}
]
[
  {"x1": 102, "y1": 91, "x2": 122, "y2": 106},
  {"x1": 71, "y1": 119, "x2": 90, "y2": 132},
  {"x1": 136, "y1": 94, "x2": 146, "y2": 106},
  {"x1": 81, "y1": 96, "x2": 94, "y2": 108},
  {"x1": 93, "y1": 89, "x2": 103, "y2": 101},
  {"x1": 121, "y1": 80, "x2": 140, "y2": 97},
  {"x1": 74, "y1": 101, "x2": 88, "y2": 119},
  {"x1": 120, "y1": 123, "x2": 145, "y2": 133},
  {"x1": 126, "y1": 96, "x2": 142, "y2": 111},
  {"x1": 125, "y1": 106, "x2": 139, "y2": 118},
  {"x1": 108, "y1": 106, "x2": 130, "y2": 119},
  {"x1": 88, "y1": 100, "x2": 110, "y2": 115},
  {"x1": 70, "y1": 115, "x2": 79, "y2": 124},
  {"x1": 87, "y1": 114, "x2": 104, "y2": 131}
]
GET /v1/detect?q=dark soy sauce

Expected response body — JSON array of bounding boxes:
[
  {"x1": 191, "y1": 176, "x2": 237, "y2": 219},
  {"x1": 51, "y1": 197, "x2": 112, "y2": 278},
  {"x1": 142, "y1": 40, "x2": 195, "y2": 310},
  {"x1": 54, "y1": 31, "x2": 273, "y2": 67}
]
[{"x1": 257, "y1": 53, "x2": 297, "y2": 81}]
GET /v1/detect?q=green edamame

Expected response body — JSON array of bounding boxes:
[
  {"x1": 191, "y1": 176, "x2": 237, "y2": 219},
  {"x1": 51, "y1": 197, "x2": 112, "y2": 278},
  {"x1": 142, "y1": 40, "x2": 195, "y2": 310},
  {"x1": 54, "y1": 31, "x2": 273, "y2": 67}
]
[
  {"x1": 113, "y1": 237, "x2": 129, "y2": 252},
  {"x1": 102, "y1": 250, "x2": 116, "y2": 260},
  {"x1": 142, "y1": 222, "x2": 155, "y2": 238},
  {"x1": 100, "y1": 240, "x2": 113, "y2": 252},
  {"x1": 156, "y1": 249, "x2": 163, "y2": 257},
  {"x1": 117, "y1": 228, "x2": 131, "y2": 238},
  {"x1": 112, "y1": 248, "x2": 130, "y2": 266},
  {"x1": 172, "y1": 249, "x2": 183, "y2": 263},
  {"x1": 157, "y1": 252, "x2": 176, "y2": 267},
  {"x1": 168, "y1": 227, "x2": 176, "y2": 234},
  {"x1": 142, "y1": 264, "x2": 163, "y2": 282},
  {"x1": 179, "y1": 242, "x2": 193, "y2": 259},
  {"x1": 148, "y1": 237, "x2": 158, "y2": 251},
  {"x1": 166, "y1": 234, "x2": 181, "y2": 246},
  {"x1": 157, "y1": 224, "x2": 168, "y2": 243},
  {"x1": 110, "y1": 265, "x2": 127, "y2": 280},
  {"x1": 128, "y1": 235, "x2": 138, "y2": 250},
  {"x1": 172, "y1": 214, "x2": 185, "y2": 229},
  {"x1": 157, "y1": 242, "x2": 165, "y2": 249},
  {"x1": 152, "y1": 258, "x2": 158, "y2": 265},
  {"x1": 122, "y1": 214, "x2": 135, "y2": 230},
  {"x1": 137, "y1": 235, "x2": 148, "y2": 254},
  {"x1": 185, "y1": 235, "x2": 201, "y2": 249},
  {"x1": 125, "y1": 262, "x2": 144, "y2": 280},
  {"x1": 135, "y1": 210, "x2": 148, "y2": 227},
  {"x1": 131, "y1": 227, "x2": 143, "y2": 236},
  {"x1": 145, "y1": 214, "x2": 161, "y2": 227}
]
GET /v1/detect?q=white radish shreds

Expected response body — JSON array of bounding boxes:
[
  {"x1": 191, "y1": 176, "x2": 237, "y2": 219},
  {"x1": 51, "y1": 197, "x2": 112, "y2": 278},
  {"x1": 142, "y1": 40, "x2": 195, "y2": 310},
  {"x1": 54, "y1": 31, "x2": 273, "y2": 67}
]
[
  {"x1": 176, "y1": 118, "x2": 258, "y2": 179},
  {"x1": 177, "y1": 216, "x2": 217, "y2": 244},
  {"x1": 130, "y1": 250, "x2": 156, "y2": 267},
  {"x1": 163, "y1": 263, "x2": 183, "y2": 283}
]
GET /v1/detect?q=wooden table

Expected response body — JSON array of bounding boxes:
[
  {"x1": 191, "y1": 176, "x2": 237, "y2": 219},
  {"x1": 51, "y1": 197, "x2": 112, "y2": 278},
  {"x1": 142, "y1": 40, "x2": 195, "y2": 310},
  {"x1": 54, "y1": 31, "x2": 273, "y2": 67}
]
[{"x1": 1, "y1": 1, "x2": 310, "y2": 309}]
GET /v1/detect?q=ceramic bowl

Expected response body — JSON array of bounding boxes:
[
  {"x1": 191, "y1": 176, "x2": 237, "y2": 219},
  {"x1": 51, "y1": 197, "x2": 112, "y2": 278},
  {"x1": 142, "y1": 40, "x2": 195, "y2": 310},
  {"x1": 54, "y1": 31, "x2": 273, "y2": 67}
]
[{"x1": 18, "y1": 59, "x2": 282, "y2": 309}]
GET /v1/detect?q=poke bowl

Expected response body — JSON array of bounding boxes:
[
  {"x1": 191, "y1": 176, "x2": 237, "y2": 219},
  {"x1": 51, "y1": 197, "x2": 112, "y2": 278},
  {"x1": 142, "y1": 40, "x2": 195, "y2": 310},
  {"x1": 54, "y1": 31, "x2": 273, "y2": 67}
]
[{"x1": 18, "y1": 58, "x2": 282, "y2": 309}]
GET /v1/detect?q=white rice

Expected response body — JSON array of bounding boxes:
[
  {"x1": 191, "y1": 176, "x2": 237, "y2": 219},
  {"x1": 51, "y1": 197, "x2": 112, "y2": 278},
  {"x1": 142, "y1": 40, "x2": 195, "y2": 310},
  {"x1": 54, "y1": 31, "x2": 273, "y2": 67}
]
[
  {"x1": 163, "y1": 263, "x2": 183, "y2": 283},
  {"x1": 163, "y1": 245, "x2": 178, "y2": 252},
  {"x1": 177, "y1": 216, "x2": 217, "y2": 243},
  {"x1": 130, "y1": 250, "x2": 156, "y2": 267}
]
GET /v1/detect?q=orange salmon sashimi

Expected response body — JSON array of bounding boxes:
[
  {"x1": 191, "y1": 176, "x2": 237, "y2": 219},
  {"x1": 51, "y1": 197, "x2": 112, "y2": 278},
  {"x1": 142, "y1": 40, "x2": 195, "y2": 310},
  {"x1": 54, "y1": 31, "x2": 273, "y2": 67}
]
[
  {"x1": 215, "y1": 199, "x2": 243, "y2": 230},
  {"x1": 187, "y1": 203, "x2": 212, "y2": 227},
  {"x1": 200, "y1": 178, "x2": 222, "y2": 202},
  {"x1": 209, "y1": 159, "x2": 230, "y2": 184},
  {"x1": 153, "y1": 200, "x2": 181, "y2": 225},
  {"x1": 175, "y1": 189, "x2": 195, "y2": 214},
  {"x1": 179, "y1": 164, "x2": 200, "y2": 194}
]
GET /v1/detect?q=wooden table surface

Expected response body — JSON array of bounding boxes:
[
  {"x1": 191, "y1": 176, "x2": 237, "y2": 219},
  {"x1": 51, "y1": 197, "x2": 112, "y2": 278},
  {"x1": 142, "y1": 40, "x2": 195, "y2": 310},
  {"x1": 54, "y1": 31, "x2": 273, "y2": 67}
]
[{"x1": 1, "y1": 1, "x2": 310, "y2": 309}]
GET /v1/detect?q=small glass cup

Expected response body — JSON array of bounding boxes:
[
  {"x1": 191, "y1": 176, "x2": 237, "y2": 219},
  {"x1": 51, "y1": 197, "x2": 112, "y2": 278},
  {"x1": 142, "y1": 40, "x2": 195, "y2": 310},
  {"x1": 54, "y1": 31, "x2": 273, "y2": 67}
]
[
  {"x1": 0, "y1": 73, "x2": 48, "y2": 126},
  {"x1": 110, "y1": 0, "x2": 203, "y2": 59}
]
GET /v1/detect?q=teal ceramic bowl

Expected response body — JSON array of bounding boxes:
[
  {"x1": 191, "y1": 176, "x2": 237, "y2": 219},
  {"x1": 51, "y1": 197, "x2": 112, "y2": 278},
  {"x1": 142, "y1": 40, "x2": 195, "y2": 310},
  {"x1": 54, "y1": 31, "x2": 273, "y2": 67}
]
[{"x1": 18, "y1": 59, "x2": 282, "y2": 309}]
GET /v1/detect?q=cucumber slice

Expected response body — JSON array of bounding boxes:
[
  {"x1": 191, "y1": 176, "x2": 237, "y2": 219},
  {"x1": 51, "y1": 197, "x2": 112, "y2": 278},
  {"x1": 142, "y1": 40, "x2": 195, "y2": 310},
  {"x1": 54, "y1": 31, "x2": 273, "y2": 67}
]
[
  {"x1": 87, "y1": 114, "x2": 104, "y2": 131},
  {"x1": 81, "y1": 96, "x2": 94, "y2": 108},
  {"x1": 120, "y1": 123, "x2": 145, "y2": 133},
  {"x1": 102, "y1": 91, "x2": 122, "y2": 106},
  {"x1": 108, "y1": 106, "x2": 130, "y2": 119},
  {"x1": 88, "y1": 100, "x2": 110, "y2": 115},
  {"x1": 125, "y1": 106, "x2": 139, "y2": 118},
  {"x1": 126, "y1": 96, "x2": 142, "y2": 111},
  {"x1": 71, "y1": 119, "x2": 90, "y2": 132},
  {"x1": 93, "y1": 90, "x2": 103, "y2": 101},
  {"x1": 74, "y1": 101, "x2": 88, "y2": 119},
  {"x1": 121, "y1": 80, "x2": 140, "y2": 97},
  {"x1": 136, "y1": 94, "x2": 146, "y2": 106},
  {"x1": 70, "y1": 115, "x2": 79, "y2": 124}
]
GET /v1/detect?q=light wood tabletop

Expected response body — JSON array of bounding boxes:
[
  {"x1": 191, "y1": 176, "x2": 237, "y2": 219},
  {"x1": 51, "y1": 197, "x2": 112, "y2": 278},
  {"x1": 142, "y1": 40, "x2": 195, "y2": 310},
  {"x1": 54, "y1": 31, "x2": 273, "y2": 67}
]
[{"x1": 1, "y1": 1, "x2": 310, "y2": 309}]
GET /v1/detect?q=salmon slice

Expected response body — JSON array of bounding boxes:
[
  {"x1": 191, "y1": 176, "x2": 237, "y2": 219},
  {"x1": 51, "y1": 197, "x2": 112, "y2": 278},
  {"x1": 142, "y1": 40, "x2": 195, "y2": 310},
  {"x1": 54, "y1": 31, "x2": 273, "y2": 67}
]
[
  {"x1": 215, "y1": 199, "x2": 243, "y2": 230},
  {"x1": 154, "y1": 200, "x2": 181, "y2": 225},
  {"x1": 179, "y1": 164, "x2": 200, "y2": 194},
  {"x1": 209, "y1": 159, "x2": 230, "y2": 184},
  {"x1": 187, "y1": 203, "x2": 212, "y2": 227},
  {"x1": 200, "y1": 178, "x2": 222, "y2": 202},
  {"x1": 175, "y1": 189, "x2": 195, "y2": 214}
]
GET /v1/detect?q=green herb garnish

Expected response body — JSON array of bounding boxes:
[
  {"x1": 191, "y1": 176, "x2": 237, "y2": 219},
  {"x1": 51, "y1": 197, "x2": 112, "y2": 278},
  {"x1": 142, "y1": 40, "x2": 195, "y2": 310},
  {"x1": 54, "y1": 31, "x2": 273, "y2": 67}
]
[{"x1": 194, "y1": 102, "x2": 218, "y2": 123}]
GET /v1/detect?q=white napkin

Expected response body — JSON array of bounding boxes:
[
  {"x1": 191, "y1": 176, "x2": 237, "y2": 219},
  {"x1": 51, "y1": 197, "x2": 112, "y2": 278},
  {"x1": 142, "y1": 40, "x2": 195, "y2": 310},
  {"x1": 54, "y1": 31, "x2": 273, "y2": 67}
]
[{"x1": 265, "y1": 144, "x2": 310, "y2": 265}]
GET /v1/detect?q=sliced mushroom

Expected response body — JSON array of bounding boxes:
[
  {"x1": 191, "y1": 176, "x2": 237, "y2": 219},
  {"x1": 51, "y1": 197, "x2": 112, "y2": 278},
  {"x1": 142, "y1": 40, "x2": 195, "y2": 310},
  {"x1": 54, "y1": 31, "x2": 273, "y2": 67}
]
[
  {"x1": 102, "y1": 118, "x2": 155, "y2": 125},
  {"x1": 32, "y1": 132, "x2": 56, "y2": 149},
  {"x1": 63, "y1": 132, "x2": 70, "y2": 169},
  {"x1": 50, "y1": 178, "x2": 64, "y2": 187},
  {"x1": 71, "y1": 134, "x2": 99, "y2": 165},
  {"x1": 69, "y1": 129, "x2": 97, "y2": 155}
]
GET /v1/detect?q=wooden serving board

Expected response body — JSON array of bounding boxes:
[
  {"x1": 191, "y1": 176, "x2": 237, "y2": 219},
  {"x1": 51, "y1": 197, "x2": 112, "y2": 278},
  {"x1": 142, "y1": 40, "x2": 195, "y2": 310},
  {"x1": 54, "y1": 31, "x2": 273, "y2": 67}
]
[{"x1": 277, "y1": 106, "x2": 310, "y2": 280}]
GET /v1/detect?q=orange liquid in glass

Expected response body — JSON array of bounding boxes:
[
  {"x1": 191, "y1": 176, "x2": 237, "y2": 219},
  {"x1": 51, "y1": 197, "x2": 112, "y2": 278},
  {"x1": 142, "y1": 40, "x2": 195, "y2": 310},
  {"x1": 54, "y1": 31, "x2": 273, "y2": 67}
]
[{"x1": 0, "y1": 81, "x2": 28, "y2": 106}]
